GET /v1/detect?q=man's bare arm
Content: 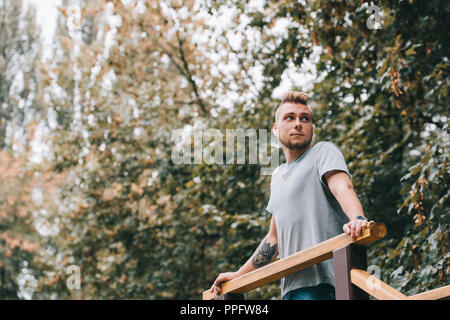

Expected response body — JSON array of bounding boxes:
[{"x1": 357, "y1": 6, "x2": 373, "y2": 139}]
[
  {"x1": 237, "y1": 214, "x2": 278, "y2": 274},
  {"x1": 251, "y1": 236, "x2": 278, "y2": 268},
  {"x1": 210, "y1": 215, "x2": 278, "y2": 295},
  {"x1": 325, "y1": 170, "x2": 371, "y2": 240}
]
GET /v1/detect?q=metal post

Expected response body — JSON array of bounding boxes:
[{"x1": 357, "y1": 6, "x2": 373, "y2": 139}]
[{"x1": 333, "y1": 244, "x2": 369, "y2": 300}]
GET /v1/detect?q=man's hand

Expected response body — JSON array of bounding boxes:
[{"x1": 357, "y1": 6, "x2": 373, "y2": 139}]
[
  {"x1": 343, "y1": 218, "x2": 371, "y2": 241},
  {"x1": 210, "y1": 271, "x2": 242, "y2": 296}
]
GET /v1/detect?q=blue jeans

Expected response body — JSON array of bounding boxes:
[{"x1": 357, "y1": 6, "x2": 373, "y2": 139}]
[{"x1": 283, "y1": 283, "x2": 336, "y2": 300}]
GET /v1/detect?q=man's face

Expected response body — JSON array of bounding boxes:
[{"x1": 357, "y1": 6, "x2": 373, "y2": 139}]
[{"x1": 273, "y1": 102, "x2": 314, "y2": 150}]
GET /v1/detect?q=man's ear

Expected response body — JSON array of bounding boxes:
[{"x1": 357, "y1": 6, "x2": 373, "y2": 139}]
[{"x1": 272, "y1": 122, "x2": 279, "y2": 137}]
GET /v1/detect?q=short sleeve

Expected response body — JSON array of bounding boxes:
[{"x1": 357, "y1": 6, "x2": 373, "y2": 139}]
[
  {"x1": 266, "y1": 202, "x2": 274, "y2": 215},
  {"x1": 316, "y1": 142, "x2": 352, "y2": 189},
  {"x1": 266, "y1": 182, "x2": 274, "y2": 215},
  {"x1": 266, "y1": 166, "x2": 281, "y2": 215}
]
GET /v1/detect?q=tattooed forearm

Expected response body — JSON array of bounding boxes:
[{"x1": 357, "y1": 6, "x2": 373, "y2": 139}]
[{"x1": 251, "y1": 237, "x2": 278, "y2": 268}]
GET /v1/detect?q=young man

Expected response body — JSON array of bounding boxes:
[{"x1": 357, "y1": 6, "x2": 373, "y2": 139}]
[{"x1": 210, "y1": 91, "x2": 370, "y2": 300}]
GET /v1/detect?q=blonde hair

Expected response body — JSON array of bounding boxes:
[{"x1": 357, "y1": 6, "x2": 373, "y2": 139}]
[{"x1": 275, "y1": 91, "x2": 310, "y2": 122}]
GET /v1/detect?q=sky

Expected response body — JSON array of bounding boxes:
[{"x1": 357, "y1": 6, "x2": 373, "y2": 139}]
[
  {"x1": 25, "y1": 0, "x2": 61, "y2": 62},
  {"x1": 26, "y1": 0, "x2": 61, "y2": 43}
]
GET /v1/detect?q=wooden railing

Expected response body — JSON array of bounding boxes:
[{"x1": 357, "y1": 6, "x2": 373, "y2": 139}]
[
  {"x1": 351, "y1": 269, "x2": 450, "y2": 300},
  {"x1": 202, "y1": 222, "x2": 450, "y2": 300}
]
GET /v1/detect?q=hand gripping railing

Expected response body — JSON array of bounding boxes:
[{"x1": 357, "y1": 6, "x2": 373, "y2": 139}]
[{"x1": 203, "y1": 222, "x2": 450, "y2": 300}]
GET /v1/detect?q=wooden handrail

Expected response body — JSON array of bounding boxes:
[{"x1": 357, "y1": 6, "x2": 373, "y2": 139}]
[
  {"x1": 408, "y1": 285, "x2": 450, "y2": 300},
  {"x1": 351, "y1": 269, "x2": 450, "y2": 300},
  {"x1": 203, "y1": 222, "x2": 386, "y2": 300},
  {"x1": 350, "y1": 269, "x2": 408, "y2": 300}
]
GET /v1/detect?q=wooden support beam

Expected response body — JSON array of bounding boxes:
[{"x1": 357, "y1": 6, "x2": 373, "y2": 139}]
[
  {"x1": 202, "y1": 222, "x2": 386, "y2": 300},
  {"x1": 408, "y1": 285, "x2": 450, "y2": 300},
  {"x1": 350, "y1": 269, "x2": 408, "y2": 300},
  {"x1": 333, "y1": 244, "x2": 369, "y2": 300}
]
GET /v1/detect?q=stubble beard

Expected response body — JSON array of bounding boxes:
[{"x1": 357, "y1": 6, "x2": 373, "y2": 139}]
[{"x1": 279, "y1": 135, "x2": 312, "y2": 151}]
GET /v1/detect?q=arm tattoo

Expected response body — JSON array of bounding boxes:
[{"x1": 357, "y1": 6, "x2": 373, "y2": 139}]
[{"x1": 252, "y1": 237, "x2": 278, "y2": 268}]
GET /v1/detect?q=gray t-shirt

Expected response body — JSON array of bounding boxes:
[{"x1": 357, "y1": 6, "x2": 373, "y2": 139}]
[{"x1": 266, "y1": 141, "x2": 351, "y2": 298}]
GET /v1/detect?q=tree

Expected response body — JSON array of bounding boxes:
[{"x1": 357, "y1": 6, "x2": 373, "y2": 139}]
[
  {"x1": 0, "y1": 0, "x2": 42, "y2": 149},
  {"x1": 0, "y1": 0, "x2": 46, "y2": 300}
]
